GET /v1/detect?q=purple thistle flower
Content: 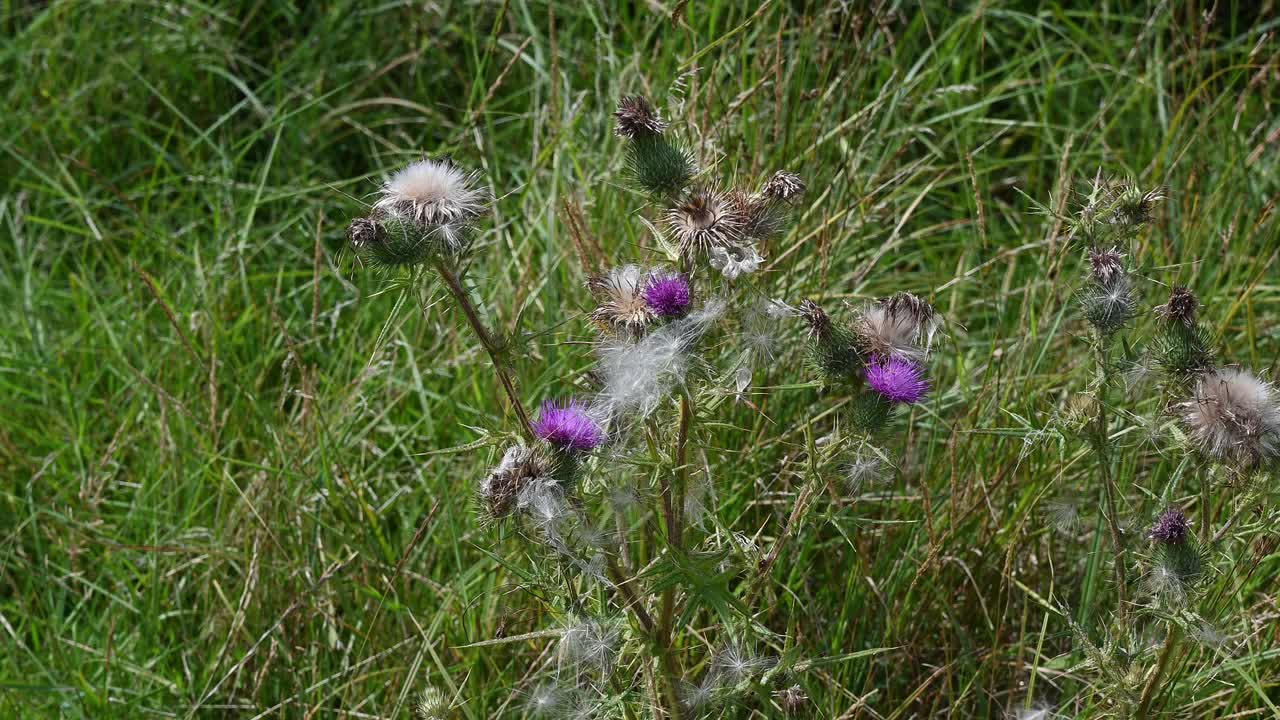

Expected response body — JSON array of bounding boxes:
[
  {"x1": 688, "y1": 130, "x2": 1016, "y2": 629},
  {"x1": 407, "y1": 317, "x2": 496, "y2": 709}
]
[
  {"x1": 1149, "y1": 507, "x2": 1191, "y2": 544},
  {"x1": 644, "y1": 273, "x2": 692, "y2": 318},
  {"x1": 865, "y1": 356, "x2": 929, "y2": 404},
  {"x1": 533, "y1": 399, "x2": 604, "y2": 452}
]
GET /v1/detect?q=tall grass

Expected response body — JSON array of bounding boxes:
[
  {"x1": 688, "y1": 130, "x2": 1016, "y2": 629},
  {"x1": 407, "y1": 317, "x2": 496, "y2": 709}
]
[{"x1": 2, "y1": 1, "x2": 1277, "y2": 717}]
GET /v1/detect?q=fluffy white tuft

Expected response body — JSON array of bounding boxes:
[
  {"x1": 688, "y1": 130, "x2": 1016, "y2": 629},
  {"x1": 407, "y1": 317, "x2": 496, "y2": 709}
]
[
  {"x1": 854, "y1": 303, "x2": 928, "y2": 362},
  {"x1": 593, "y1": 298, "x2": 727, "y2": 424},
  {"x1": 1181, "y1": 367, "x2": 1280, "y2": 468},
  {"x1": 375, "y1": 159, "x2": 488, "y2": 239}
]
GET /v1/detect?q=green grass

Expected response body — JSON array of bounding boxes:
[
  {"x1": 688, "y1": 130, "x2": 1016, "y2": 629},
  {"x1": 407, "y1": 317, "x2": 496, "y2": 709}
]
[{"x1": 3, "y1": 0, "x2": 1279, "y2": 717}]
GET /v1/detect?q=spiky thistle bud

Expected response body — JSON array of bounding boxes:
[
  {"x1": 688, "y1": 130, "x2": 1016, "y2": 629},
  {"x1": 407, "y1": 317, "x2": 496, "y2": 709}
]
[
  {"x1": 588, "y1": 265, "x2": 656, "y2": 337},
  {"x1": 762, "y1": 171, "x2": 806, "y2": 202},
  {"x1": 1180, "y1": 367, "x2": 1280, "y2": 469},
  {"x1": 1146, "y1": 507, "x2": 1205, "y2": 606},
  {"x1": 850, "y1": 389, "x2": 894, "y2": 434},
  {"x1": 625, "y1": 136, "x2": 695, "y2": 198},
  {"x1": 799, "y1": 300, "x2": 863, "y2": 384},
  {"x1": 1080, "y1": 274, "x2": 1138, "y2": 337},
  {"x1": 413, "y1": 687, "x2": 450, "y2": 720},
  {"x1": 614, "y1": 95, "x2": 667, "y2": 139}
]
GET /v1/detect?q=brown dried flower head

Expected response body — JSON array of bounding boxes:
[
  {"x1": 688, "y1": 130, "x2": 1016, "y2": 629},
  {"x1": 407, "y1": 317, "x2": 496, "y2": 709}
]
[
  {"x1": 665, "y1": 186, "x2": 742, "y2": 258},
  {"x1": 614, "y1": 95, "x2": 667, "y2": 139}
]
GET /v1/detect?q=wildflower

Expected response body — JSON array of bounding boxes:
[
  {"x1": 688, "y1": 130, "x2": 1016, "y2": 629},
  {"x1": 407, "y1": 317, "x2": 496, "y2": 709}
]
[
  {"x1": 644, "y1": 272, "x2": 692, "y2": 318},
  {"x1": 533, "y1": 399, "x2": 605, "y2": 452},
  {"x1": 774, "y1": 685, "x2": 808, "y2": 714},
  {"x1": 1086, "y1": 246, "x2": 1126, "y2": 286},
  {"x1": 761, "y1": 171, "x2": 805, "y2": 202},
  {"x1": 730, "y1": 189, "x2": 788, "y2": 244},
  {"x1": 560, "y1": 617, "x2": 621, "y2": 676},
  {"x1": 589, "y1": 265, "x2": 656, "y2": 336},
  {"x1": 853, "y1": 293, "x2": 939, "y2": 362},
  {"x1": 1181, "y1": 367, "x2": 1280, "y2": 468},
  {"x1": 709, "y1": 242, "x2": 763, "y2": 280},
  {"x1": 614, "y1": 95, "x2": 667, "y2": 139},
  {"x1": 865, "y1": 356, "x2": 929, "y2": 405},
  {"x1": 1156, "y1": 285, "x2": 1199, "y2": 327},
  {"x1": 414, "y1": 686, "x2": 450, "y2": 720},
  {"x1": 374, "y1": 158, "x2": 488, "y2": 249},
  {"x1": 478, "y1": 445, "x2": 555, "y2": 524},
  {"x1": 666, "y1": 186, "x2": 742, "y2": 259},
  {"x1": 1148, "y1": 507, "x2": 1191, "y2": 544}
]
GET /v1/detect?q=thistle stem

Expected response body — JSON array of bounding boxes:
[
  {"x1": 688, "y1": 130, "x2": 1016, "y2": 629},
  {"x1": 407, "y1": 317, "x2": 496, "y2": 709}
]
[
  {"x1": 1135, "y1": 624, "x2": 1182, "y2": 720},
  {"x1": 1093, "y1": 346, "x2": 1128, "y2": 617},
  {"x1": 433, "y1": 261, "x2": 535, "y2": 441}
]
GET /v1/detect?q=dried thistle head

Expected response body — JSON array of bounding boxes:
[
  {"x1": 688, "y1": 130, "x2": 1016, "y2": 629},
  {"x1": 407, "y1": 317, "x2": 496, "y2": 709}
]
[
  {"x1": 665, "y1": 186, "x2": 742, "y2": 259},
  {"x1": 478, "y1": 445, "x2": 556, "y2": 525},
  {"x1": 762, "y1": 170, "x2": 805, "y2": 202},
  {"x1": 1156, "y1": 285, "x2": 1198, "y2": 327},
  {"x1": 1086, "y1": 245, "x2": 1126, "y2": 286},
  {"x1": 774, "y1": 684, "x2": 809, "y2": 715},
  {"x1": 1181, "y1": 367, "x2": 1280, "y2": 468},
  {"x1": 798, "y1": 299, "x2": 831, "y2": 338},
  {"x1": 588, "y1": 265, "x2": 656, "y2": 336},
  {"x1": 614, "y1": 95, "x2": 667, "y2": 139},
  {"x1": 852, "y1": 293, "x2": 940, "y2": 362},
  {"x1": 346, "y1": 216, "x2": 382, "y2": 248}
]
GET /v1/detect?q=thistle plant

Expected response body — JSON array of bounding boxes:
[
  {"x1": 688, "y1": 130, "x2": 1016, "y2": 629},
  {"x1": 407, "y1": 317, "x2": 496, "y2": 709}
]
[
  {"x1": 341, "y1": 92, "x2": 875, "y2": 718},
  {"x1": 1041, "y1": 173, "x2": 1279, "y2": 716}
]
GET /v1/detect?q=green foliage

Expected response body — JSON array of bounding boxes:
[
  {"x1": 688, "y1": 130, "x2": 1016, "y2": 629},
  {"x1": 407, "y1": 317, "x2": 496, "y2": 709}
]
[{"x1": 2, "y1": 1, "x2": 1278, "y2": 718}]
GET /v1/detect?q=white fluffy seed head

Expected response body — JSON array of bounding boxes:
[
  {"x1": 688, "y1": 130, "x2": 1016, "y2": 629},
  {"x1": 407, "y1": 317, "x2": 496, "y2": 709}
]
[
  {"x1": 375, "y1": 159, "x2": 489, "y2": 239},
  {"x1": 559, "y1": 617, "x2": 621, "y2": 676},
  {"x1": 1181, "y1": 367, "x2": 1280, "y2": 468},
  {"x1": 593, "y1": 298, "x2": 726, "y2": 424}
]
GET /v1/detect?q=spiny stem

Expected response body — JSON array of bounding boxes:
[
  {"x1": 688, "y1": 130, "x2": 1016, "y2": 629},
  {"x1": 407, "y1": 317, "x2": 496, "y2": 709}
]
[
  {"x1": 433, "y1": 260, "x2": 535, "y2": 441},
  {"x1": 606, "y1": 556, "x2": 683, "y2": 719},
  {"x1": 1135, "y1": 624, "x2": 1182, "y2": 720},
  {"x1": 1093, "y1": 345, "x2": 1128, "y2": 617}
]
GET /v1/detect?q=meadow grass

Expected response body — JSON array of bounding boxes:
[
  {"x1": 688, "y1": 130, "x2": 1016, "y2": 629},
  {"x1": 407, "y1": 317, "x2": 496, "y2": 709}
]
[{"x1": 2, "y1": 1, "x2": 1278, "y2": 717}]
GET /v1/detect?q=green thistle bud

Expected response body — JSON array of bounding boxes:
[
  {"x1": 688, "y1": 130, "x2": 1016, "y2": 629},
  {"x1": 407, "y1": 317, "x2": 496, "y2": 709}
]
[
  {"x1": 1080, "y1": 275, "x2": 1138, "y2": 337},
  {"x1": 799, "y1": 300, "x2": 864, "y2": 384},
  {"x1": 1154, "y1": 322, "x2": 1213, "y2": 376},
  {"x1": 849, "y1": 389, "x2": 894, "y2": 433},
  {"x1": 626, "y1": 135, "x2": 695, "y2": 199},
  {"x1": 350, "y1": 213, "x2": 450, "y2": 268}
]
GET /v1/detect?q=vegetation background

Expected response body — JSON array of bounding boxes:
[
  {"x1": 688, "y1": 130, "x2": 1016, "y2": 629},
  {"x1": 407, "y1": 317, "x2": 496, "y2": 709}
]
[{"x1": 2, "y1": 0, "x2": 1278, "y2": 717}]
